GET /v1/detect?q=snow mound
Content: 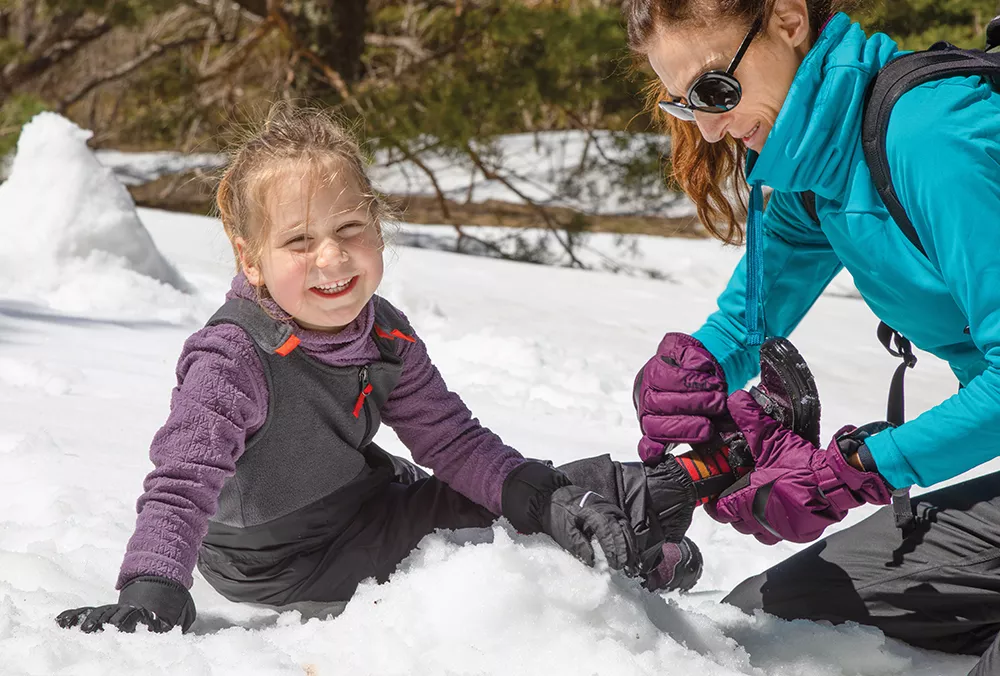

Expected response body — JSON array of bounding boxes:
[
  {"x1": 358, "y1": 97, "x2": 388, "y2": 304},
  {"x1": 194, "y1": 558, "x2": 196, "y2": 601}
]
[
  {"x1": 18, "y1": 523, "x2": 969, "y2": 675},
  {"x1": 0, "y1": 113, "x2": 194, "y2": 320}
]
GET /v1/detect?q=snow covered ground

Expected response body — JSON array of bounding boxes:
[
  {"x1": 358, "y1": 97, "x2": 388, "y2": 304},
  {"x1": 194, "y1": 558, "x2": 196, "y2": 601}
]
[{"x1": 0, "y1": 115, "x2": 986, "y2": 675}]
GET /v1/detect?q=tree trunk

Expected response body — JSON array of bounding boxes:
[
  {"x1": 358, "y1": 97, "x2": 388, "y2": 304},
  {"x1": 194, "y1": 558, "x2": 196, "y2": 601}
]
[{"x1": 286, "y1": 0, "x2": 368, "y2": 96}]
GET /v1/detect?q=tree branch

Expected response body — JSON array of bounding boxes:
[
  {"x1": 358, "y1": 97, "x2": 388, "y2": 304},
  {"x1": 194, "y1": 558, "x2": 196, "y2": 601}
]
[
  {"x1": 267, "y1": 2, "x2": 351, "y2": 100},
  {"x1": 58, "y1": 32, "x2": 209, "y2": 113},
  {"x1": 364, "y1": 33, "x2": 430, "y2": 60},
  {"x1": 462, "y1": 141, "x2": 587, "y2": 269},
  {"x1": 2, "y1": 16, "x2": 111, "y2": 93},
  {"x1": 197, "y1": 15, "x2": 276, "y2": 82},
  {"x1": 231, "y1": 0, "x2": 269, "y2": 19}
]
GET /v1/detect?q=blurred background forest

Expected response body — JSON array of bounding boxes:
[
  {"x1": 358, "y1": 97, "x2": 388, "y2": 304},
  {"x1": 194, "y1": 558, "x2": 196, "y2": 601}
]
[{"x1": 1, "y1": 0, "x2": 998, "y2": 258}]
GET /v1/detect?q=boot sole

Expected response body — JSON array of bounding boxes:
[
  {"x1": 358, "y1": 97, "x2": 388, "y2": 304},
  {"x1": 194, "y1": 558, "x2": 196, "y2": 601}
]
[{"x1": 751, "y1": 337, "x2": 821, "y2": 446}]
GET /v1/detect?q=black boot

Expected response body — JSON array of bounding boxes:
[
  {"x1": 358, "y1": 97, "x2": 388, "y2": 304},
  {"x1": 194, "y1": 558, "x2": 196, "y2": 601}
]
[
  {"x1": 634, "y1": 337, "x2": 822, "y2": 591},
  {"x1": 677, "y1": 336, "x2": 822, "y2": 503}
]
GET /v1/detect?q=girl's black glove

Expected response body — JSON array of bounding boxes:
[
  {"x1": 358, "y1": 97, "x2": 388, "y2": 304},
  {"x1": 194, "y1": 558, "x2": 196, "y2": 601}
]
[
  {"x1": 502, "y1": 461, "x2": 638, "y2": 572},
  {"x1": 56, "y1": 576, "x2": 196, "y2": 634}
]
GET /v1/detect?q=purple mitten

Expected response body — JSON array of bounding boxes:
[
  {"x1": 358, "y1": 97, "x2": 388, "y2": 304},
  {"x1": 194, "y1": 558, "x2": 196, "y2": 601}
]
[
  {"x1": 634, "y1": 333, "x2": 728, "y2": 464},
  {"x1": 704, "y1": 391, "x2": 892, "y2": 544}
]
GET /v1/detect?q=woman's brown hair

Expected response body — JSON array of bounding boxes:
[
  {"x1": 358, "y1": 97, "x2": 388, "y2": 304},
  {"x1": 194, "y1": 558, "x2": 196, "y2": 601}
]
[{"x1": 624, "y1": 0, "x2": 852, "y2": 244}]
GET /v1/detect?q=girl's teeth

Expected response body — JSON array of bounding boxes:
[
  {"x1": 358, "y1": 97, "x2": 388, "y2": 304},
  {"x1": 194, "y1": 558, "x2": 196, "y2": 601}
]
[{"x1": 316, "y1": 278, "x2": 352, "y2": 291}]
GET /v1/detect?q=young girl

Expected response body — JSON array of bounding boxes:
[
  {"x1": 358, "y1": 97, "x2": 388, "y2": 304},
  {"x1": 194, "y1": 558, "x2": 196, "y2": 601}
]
[{"x1": 55, "y1": 106, "x2": 703, "y2": 634}]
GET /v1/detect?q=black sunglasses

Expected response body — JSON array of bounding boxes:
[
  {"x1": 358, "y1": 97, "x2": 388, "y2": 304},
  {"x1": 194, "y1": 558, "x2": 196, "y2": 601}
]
[{"x1": 657, "y1": 15, "x2": 764, "y2": 121}]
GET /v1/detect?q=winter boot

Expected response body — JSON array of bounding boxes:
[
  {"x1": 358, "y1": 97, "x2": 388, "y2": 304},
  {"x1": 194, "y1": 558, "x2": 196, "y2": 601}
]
[
  {"x1": 670, "y1": 336, "x2": 822, "y2": 504},
  {"x1": 558, "y1": 338, "x2": 820, "y2": 592}
]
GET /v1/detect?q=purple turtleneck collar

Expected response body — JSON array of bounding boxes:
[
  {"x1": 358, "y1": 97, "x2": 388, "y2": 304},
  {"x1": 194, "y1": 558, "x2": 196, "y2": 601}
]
[{"x1": 224, "y1": 271, "x2": 379, "y2": 365}]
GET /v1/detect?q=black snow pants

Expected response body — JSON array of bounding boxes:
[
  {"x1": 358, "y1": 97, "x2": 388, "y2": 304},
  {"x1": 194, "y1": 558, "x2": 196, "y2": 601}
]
[
  {"x1": 725, "y1": 470, "x2": 1000, "y2": 676},
  {"x1": 199, "y1": 446, "x2": 684, "y2": 614}
]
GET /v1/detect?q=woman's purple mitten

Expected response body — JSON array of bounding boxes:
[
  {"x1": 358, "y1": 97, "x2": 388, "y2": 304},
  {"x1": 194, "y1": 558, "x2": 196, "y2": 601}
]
[
  {"x1": 634, "y1": 333, "x2": 728, "y2": 464},
  {"x1": 704, "y1": 391, "x2": 892, "y2": 544}
]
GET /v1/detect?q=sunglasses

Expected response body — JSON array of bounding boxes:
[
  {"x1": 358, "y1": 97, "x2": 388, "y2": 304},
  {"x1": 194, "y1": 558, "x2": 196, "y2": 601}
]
[{"x1": 657, "y1": 15, "x2": 764, "y2": 121}]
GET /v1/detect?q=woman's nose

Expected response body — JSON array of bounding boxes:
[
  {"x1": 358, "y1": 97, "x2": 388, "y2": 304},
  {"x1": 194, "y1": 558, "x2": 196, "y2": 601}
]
[
  {"x1": 315, "y1": 238, "x2": 347, "y2": 267},
  {"x1": 693, "y1": 111, "x2": 729, "y2": 144}
]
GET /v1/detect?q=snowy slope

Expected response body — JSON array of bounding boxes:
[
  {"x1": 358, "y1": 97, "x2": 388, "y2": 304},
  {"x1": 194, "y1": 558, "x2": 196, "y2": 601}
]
[{"x1": 0, "y1": 117, "x2": 984, "y2": 675}]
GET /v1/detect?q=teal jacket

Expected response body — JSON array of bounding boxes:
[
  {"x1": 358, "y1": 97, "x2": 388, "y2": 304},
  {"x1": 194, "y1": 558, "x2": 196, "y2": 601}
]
[{"x1": 691, "y1": 12, "x2": 1000, "y2": 490}]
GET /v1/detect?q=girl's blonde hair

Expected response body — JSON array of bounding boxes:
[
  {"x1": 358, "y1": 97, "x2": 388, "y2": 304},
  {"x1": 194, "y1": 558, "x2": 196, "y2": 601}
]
[{"x1": 215, "y1": 102, "x2": 390, "y2": 269}]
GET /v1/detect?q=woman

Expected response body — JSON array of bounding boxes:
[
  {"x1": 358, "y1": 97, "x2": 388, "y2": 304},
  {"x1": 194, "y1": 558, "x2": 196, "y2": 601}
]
[{"x1": 624, "y1": 0, "x2": 1000, "y2": 672}]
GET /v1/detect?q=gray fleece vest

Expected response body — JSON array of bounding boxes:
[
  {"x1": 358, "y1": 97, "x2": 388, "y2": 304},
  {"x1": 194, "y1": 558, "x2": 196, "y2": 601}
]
[{"x1": 204, "y1": 297, "x2": 412, "y2": 532}]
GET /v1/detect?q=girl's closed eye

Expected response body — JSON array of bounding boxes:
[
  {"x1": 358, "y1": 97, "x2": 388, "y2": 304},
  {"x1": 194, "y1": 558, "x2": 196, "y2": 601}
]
[
  {"x1": 283, "y1": 234, "x2": 312, "y2": 250},
  {"x1": 337, "y1": 222, "x2": 366, "y2": 237}
]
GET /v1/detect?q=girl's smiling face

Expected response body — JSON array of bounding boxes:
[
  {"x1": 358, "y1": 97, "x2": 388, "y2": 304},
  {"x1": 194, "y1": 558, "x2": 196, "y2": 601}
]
[{"x1": 238, "y1": 163, "x2": 385, "y2": 333}]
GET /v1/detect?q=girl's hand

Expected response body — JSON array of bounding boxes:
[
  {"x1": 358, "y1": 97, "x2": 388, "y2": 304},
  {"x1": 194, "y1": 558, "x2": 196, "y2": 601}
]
[
  {"x1": 502, "y1": 462, "x2": 638, "y2": 572},
  {"x1": 56, "y1": 576, "x2": 196, "y2": 634}
]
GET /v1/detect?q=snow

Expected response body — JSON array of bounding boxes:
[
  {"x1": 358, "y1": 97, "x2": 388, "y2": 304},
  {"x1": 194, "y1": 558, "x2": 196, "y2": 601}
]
[
  {"x1": 0, "y1": 114, "x2": 984, "y2": 674},
  {"x1": 371, "y1": 131, "x2": 695, "y2": 218},
  {"x1": 0, "y1": 113, "x2": 194, "y2": 322},
  {"x1": 9, "y1": 129, "x2": 694, "y2": 219},
  {"x1": 93, "y1": 150, "x2": 227, "y2": 187}
]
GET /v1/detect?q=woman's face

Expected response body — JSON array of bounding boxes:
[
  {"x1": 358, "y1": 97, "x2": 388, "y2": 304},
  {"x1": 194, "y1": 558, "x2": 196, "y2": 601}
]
[{"x1": 645, "y1": 1, "x2": 812, "y2": 152}]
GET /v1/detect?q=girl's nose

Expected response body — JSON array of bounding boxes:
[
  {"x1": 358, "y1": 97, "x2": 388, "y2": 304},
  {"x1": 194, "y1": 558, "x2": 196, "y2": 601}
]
[
  {"x1": 693, "y1": 111, "x2": 729, "y2": 144},
  {"x1": 315, "y1": 238, "x2": 348, "y2": 267}
]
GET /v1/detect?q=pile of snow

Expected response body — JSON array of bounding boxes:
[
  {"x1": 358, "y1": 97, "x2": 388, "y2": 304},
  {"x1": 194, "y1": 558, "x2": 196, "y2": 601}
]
[{"x1": 0, "y1": 113, "x2": 202, "y2": 322}]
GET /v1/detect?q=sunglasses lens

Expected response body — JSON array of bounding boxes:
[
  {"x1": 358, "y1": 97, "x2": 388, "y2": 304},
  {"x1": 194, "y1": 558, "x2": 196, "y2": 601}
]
[
  {"x1": 657, "y1": 100, "x2": 696, "y2": 122},
  {"x1": 689, "y1": 75, "x2": 741, "y2": 112}
]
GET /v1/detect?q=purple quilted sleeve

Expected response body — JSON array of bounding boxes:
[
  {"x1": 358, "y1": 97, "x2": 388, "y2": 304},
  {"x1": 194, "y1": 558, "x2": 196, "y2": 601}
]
[
  {"x1": 380, "y1": 329, "x2": 525, "y2": 515},
  {"x1": 116, "y1": 323, "x2": 268, "y2": 589}
]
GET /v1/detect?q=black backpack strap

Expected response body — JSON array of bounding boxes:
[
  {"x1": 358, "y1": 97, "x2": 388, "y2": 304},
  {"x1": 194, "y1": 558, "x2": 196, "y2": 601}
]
[
  {"x1": 876, "y1": 322, "x2": 917, "y2": 427},
  {"x1": 862, "y1": 44, "x2": 1000, "y2": 258},
  {"x1": 875, "y1": 321, "x2": 918, "y2": 530},
  {"x1": 799, "y1": 190, "x2": 819, "y2": 224}
]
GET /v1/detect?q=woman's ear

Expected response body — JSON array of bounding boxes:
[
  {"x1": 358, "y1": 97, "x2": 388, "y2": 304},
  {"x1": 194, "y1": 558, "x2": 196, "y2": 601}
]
[
  {"x1": 770, "y1": 0, "x2": 812, "y2": 51},
  {"x1": 235, "y1": 237, "x2": 263, "y2": 286}
]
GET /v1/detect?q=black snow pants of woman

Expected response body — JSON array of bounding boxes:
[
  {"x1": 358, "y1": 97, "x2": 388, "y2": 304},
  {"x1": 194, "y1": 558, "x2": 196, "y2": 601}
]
[{"x1": 725, "y1": 470, "x2": 1000, "y2": 676}]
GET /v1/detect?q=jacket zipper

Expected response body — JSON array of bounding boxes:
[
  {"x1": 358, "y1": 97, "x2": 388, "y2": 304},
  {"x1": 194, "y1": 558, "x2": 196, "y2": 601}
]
[{"x1": 353, "y1": 366, "x2": 373, "y2": 440}]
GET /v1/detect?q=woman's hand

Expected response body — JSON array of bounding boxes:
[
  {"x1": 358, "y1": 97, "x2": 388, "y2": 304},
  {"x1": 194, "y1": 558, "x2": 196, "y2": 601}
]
[
  {"x1": 634, "y1": 333, "x2": 728, "y2": 464},
  {"x1": 704, "y1": 391, "x2": 893, "y2": 544}
]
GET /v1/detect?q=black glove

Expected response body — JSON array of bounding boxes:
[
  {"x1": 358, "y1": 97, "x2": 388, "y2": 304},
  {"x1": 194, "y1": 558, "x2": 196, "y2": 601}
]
[
  {"x1": 56, "y1": 576, "x2": 196, "y2": 634},
  {"x1": 502, "y1": 461, "x2": 638, "y2": 572}
]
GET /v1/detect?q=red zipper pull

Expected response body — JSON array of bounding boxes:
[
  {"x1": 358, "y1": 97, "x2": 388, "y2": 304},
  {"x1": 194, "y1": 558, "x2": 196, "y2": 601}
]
[{"x1": 353, "y1": 367, "x2": 373, "y2": 418}]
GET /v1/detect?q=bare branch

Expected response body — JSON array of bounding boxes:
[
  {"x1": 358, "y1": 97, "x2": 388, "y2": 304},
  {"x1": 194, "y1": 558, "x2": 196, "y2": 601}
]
[
  {"x1": 462, "y1": 141, "x2": 587, "y2": 269},
  {"x1": 58, "y1": 32, "x2": 209, "y2": 113},
  {"x1": 1, "y1": 16, "x2": 112, "y2": 94},
  {"x1": 364, "y1": 34, "x2": 430, "y2": 60},
  {"x1": 267, "y1": 3, "x2": 351, "y2": 100},
  {"x1": 198, "y1": 15, "x2": 276, "y2": 82},
  {"x1": 385, "y1": 138, "x2": 457, "y2": 222},
  {"x1": 231, "y1": 0, "x2": 269, "y2": 18}
]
